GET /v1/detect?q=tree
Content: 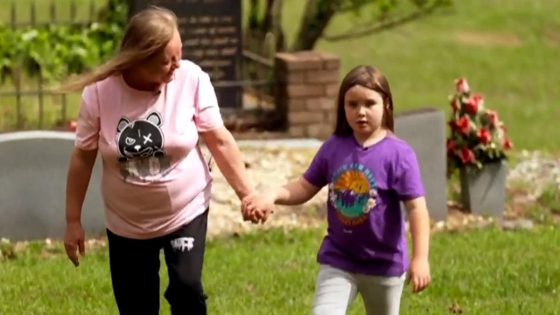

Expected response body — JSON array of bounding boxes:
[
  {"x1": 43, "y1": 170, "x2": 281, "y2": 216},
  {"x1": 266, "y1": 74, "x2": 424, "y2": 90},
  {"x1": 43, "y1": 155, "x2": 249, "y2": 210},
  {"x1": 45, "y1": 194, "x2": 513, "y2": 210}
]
[
  {"x1": 246, "y1": 0, "x2": 286, "y2": 53},
  {"x1": 247, "y1": 0, "x2": 453, "y2": 52}
]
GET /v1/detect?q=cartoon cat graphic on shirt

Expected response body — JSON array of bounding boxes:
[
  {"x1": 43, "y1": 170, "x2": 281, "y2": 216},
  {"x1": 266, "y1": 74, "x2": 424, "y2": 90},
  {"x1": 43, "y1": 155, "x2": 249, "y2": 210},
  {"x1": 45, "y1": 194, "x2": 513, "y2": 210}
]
[{"x1": 116, "y1": 112, "x2": 171, "y2": 181}]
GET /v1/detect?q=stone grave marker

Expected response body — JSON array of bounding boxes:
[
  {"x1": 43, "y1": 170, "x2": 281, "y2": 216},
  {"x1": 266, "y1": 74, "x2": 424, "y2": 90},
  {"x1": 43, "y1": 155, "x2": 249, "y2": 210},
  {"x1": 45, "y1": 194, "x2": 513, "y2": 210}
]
[
  {"x1": 0, "y1": 131, "x2": 104, "y2": 241},
  {"x1": 395, "y1": 108, "x2": 448, "y2": 221}
]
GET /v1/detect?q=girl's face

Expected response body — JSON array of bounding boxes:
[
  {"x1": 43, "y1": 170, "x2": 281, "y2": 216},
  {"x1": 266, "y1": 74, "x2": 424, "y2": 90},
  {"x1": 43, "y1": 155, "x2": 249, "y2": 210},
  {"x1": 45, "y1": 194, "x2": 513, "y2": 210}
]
[
  {"x1": 138, "y1": 29, "x2": 182, "y2": 86},
  {"x1": 344, "y1": 85, "x2": 386, "y2": 142}
]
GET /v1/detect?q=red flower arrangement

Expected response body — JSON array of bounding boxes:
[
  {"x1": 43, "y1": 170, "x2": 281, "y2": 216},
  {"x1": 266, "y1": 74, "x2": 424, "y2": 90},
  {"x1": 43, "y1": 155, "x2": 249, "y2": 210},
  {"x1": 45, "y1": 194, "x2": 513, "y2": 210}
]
[{"x1": 447, "y1": 78, "x2": 513, "y2": 173}]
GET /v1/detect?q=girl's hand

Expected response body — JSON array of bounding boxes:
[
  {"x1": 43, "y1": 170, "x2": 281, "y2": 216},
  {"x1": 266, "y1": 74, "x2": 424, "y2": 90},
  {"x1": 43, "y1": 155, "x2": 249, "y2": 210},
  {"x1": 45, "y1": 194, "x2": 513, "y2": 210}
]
[
  {"x1": 408, "y1": 257, "x2": 431, "y2": 293},
  {"x1": 241, "y1": 193, "x2": 275, "y2": 224}
]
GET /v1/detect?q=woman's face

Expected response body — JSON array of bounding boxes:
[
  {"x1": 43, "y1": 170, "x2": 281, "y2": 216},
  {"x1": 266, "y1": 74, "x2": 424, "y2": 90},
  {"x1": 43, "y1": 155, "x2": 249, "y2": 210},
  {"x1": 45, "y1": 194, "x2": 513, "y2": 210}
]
[{"x1": 138, "y1": 29, "x2": 182, "y2": 86}]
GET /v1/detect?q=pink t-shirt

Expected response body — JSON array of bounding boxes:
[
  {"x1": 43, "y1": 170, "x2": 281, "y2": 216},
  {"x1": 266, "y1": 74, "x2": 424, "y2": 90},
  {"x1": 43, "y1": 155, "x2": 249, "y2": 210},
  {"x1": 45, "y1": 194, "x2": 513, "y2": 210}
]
[{"x1": 75, "y1": 60, "x2": 223, "y2": 239}]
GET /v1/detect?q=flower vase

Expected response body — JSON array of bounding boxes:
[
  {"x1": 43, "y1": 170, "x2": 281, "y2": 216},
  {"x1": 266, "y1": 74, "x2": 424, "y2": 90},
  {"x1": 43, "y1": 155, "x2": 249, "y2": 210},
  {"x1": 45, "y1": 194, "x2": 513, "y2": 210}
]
[{"x1": 459, "y1": 161, "x2": 507, "y2": 218}]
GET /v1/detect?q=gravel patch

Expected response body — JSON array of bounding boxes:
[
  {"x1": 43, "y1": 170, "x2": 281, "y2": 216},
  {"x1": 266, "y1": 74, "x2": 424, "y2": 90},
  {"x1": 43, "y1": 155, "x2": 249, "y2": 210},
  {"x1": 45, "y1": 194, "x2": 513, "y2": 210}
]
[
  {"x1": 507, "y1": 150, "x2": 560, "y2": 198},
  {"x1": 204, "y1": 144, "x2": 328, "y2": 239}
]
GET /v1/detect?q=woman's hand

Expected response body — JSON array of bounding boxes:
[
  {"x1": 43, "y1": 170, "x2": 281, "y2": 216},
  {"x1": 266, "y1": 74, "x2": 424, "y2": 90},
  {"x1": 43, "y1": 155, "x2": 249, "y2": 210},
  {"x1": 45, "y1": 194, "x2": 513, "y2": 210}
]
[
  {"x1": 241, "y1": 192, "x2": 275, "y2": 224},
  {"x1": 64, "y1": 147, "x2": 97, "y2": 267},
  {"x1": 64, "y1": 222, "x2": 85, "y2": 267}
]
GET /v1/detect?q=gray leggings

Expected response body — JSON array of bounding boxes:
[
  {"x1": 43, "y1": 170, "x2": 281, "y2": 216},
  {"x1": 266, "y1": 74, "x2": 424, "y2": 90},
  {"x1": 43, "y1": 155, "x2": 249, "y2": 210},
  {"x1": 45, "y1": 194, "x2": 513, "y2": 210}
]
[{"x1": 312, "y1": 264, "x2": 406, "y2": 315}]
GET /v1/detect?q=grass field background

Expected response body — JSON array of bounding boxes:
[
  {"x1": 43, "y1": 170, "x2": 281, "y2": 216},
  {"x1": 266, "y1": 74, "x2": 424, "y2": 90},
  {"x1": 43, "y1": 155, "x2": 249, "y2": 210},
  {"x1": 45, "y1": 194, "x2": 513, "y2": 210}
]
[{"x1": 1, "y1": 226, "x2": 559, "y2": 314}]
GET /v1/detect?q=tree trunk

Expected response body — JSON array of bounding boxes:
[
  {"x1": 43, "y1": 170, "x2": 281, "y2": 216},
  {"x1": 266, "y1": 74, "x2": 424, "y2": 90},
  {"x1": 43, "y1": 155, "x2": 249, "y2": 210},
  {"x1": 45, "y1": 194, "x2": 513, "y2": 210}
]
[
  {"x1": 245, "y1": 0, "x2": 285, "y2": 52},
  {"x1": 291, "y1": 0, "x2": 339, "y2": 51},
  {"x1": 263, "y1": 0, "x2": 275, "y2": 31},
  {"x1": 248, "y1": 0, "x2": 260, "y2": 30},
  {"x1": 270, "y1": 0, "x2": 285, "y2": 51}
]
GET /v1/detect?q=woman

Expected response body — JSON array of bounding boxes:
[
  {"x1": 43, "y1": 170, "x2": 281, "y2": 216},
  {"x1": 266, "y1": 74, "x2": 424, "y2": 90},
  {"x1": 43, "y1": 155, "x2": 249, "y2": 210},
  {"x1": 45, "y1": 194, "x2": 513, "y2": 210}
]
[{"x1": 63, "y1": 6, "x2": 267, "y2": 315}]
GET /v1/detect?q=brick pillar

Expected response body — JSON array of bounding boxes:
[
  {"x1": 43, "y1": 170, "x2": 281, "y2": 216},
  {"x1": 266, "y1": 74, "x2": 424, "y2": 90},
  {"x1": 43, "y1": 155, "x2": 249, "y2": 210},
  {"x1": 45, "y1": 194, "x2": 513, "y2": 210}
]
[{"x1": 274, "y1": 51, "x2": 340, "y2": 139}]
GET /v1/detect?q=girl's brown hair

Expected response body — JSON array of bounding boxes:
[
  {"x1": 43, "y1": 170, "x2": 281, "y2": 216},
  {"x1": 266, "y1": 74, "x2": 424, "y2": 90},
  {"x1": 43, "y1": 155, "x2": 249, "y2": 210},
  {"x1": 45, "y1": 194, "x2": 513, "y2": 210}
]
[
  {"x1": 333, "y1": 65, "x2": 395, "y2": 135},
  {"x1": 59, "y1": 6, "x2": 178, "y2": 92}
]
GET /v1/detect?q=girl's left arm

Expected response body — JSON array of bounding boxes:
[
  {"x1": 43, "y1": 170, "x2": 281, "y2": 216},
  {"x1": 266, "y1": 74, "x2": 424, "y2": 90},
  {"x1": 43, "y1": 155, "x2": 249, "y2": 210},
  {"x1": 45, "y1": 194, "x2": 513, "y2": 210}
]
[
  {"x1": 200, "y1": 126, "x2": 253, "y2": 199},
  {"x1": 404, "y1": 196, "x2": 431, "y2": 293}
]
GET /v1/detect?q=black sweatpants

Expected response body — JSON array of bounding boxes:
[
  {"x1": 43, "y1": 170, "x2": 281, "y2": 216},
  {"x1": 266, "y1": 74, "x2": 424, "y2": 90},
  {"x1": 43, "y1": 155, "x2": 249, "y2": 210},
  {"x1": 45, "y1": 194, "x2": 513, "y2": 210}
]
[{"x1": 106, "y1": 210, "x2": 208, "y2": 315}]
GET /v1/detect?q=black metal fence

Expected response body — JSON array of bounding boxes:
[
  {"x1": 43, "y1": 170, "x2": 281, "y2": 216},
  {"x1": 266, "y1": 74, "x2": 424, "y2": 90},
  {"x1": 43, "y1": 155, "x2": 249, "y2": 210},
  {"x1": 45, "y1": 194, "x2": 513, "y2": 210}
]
[
  {"x1": 0, "y1": 73, "x2": 74, "y2": 131},
  {"x1": 0, "y1": 52, "x2": 277, "y2": 132},
  {"x1": 2, "y1": 0, "x2": 102, "y2": 28},
  {"x1": 217, "y1": 50, "x2": 279, "y2": 132},
  {"x1": 0, "y1": 0, "x2": 105, "y2": 131}
]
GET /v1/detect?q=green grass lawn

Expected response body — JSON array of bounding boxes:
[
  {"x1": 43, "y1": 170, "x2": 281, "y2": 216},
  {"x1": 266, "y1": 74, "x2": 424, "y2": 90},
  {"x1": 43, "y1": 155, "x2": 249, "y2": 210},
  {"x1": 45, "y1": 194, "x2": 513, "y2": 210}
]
[{"x1": 1, "y1": 226, "x2": 559, "y2": 314}]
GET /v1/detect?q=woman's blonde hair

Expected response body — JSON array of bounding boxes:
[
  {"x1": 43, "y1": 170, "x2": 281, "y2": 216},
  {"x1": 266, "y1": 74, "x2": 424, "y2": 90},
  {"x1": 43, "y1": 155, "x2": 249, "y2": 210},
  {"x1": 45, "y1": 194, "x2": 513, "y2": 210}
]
[{"x1": 59, "y1": 6, "x2": 178, "y2": 92}]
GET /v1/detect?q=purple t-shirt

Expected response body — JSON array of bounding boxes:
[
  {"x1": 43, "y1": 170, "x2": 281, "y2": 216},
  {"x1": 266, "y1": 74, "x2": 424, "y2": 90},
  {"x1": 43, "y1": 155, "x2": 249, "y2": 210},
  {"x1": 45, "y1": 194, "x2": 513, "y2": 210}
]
[{"x1": 303, "y1": 134, "x2": 425, "y2": 276}]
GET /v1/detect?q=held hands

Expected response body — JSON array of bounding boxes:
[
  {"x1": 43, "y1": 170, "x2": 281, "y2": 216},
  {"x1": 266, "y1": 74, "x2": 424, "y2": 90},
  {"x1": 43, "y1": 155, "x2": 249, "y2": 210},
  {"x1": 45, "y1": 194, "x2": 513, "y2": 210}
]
[
  {"x1": 64, "y1": 222, "x2": 85, "y2": 267},
  {"x1": 241, "y1": 192, "x2": 275, "y2": 224},
  {"x1": 407, "y1": 257, "x2": 431, "y2": 293}
]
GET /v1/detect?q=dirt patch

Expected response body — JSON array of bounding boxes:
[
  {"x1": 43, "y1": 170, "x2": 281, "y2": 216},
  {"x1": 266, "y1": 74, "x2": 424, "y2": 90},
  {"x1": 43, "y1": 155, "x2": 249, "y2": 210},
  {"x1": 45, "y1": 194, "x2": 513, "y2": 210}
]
[
  {"x1": 544, "y1": 27, "x2": 560, "y2": 46},
  {"x1": 455, "y1": 31, "x2": 522, "y2": 47}
]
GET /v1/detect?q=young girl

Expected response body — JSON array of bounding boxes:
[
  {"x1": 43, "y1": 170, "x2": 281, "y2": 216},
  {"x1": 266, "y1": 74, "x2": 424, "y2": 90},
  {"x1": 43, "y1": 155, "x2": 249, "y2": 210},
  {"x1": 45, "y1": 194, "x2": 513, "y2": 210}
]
[{"x1": 243, "y1": 65, "x2": 431, "y2": 315}]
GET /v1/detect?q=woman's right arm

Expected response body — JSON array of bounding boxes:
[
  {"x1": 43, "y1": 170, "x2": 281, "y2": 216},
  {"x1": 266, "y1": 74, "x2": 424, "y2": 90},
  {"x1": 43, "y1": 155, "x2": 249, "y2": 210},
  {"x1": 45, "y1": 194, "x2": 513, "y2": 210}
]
[{"x1": 64, "y1": 147, "x2": 97, "y2": 266}]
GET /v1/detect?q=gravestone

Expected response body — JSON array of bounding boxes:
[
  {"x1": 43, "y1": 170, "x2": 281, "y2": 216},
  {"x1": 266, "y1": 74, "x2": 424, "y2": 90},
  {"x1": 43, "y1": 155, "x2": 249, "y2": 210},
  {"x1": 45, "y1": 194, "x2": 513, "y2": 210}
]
[
  {"x1": 395, "y1": 108, "x2": 447, "y2": 221},
  {"x1": 0, "y1": 131, "x2": 105, "y2": 241},
  {"x1": 129, "y1": 0, "x2": 243, "y2": 108}
]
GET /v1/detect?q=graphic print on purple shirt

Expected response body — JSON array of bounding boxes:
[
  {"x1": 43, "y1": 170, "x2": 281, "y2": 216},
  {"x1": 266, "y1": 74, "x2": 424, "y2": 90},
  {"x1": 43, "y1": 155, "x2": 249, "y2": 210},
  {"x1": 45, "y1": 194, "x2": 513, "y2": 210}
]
[
  {"x1": 303, "y1": 135, "x2": 425, "y2": 276},
  {"x1": 116, "y1": 111, "x2": 171, "y2": 181},
  {"x1": 329, "y1": 163, "x2": 378, "y2": 226}
]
